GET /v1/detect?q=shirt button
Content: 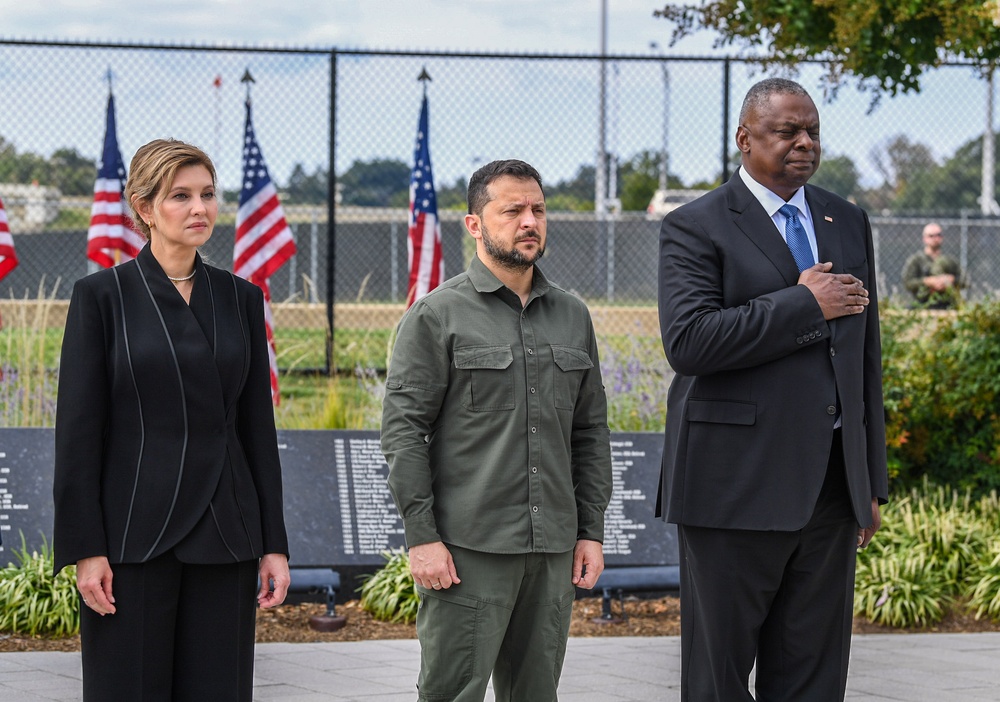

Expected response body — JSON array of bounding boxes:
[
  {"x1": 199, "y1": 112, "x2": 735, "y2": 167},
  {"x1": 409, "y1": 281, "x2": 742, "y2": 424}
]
[
  {"x1": 530, "y1": 387, "x2": 536, "y2": 394},
  {"x1": 827, "y1": 405, "x2": 837, "y2": 415},
  {"x1": 531, "y1": 466, "x2": 538, "y2": 473},
  {"x1": 527, "y1": 348, "x2": 534, "y2": 355},
  {"x1": 830, "y1": 347, "x2": 836, "y2": 357},
  {"x1": 531, "y1": 426, "x2": 537, "y2": 434},
  {"x1": 532, "y1": 506, "x2": 539, "y2": 513}
]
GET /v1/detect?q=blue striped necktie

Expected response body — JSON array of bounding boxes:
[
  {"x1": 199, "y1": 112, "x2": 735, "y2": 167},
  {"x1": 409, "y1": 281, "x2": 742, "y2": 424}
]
[{"x1": 779, "y1": 204, "x2": 814, "y2": 272}]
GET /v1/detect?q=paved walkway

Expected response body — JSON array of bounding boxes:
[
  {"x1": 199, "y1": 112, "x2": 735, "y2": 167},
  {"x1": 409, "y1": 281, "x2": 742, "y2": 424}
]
[{"x1": 1, "y1": 633, "x2": 999, "y2": 701}]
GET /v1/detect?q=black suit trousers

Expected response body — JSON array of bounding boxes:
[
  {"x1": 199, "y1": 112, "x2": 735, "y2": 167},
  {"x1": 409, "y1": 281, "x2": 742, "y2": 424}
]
[
  {"x1": 80, "y1": 551, "x2": 258, "y2": 702},
  {"x1": 677, "y1": 438, "x2": 858, "y2": 702}
]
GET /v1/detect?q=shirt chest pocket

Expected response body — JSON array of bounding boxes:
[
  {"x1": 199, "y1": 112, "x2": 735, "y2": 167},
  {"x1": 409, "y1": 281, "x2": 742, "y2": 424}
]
[
  {"x1": 454, "y1": 345, "x2": 515, "y2": 412},
  {"x1": 551, "y1": 345, "x2": 594, "y2": 411}
]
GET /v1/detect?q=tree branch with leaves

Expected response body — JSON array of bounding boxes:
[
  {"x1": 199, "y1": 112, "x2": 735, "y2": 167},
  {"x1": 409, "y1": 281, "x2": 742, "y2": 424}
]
[{"x1": 656, "y1": 1, "x2": 1000, "y2": 96}]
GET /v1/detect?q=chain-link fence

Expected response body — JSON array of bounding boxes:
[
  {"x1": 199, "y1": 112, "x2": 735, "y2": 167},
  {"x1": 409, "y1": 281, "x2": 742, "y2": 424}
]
[{"x1": 1, "y1": 40, "x2": 998, "y2": 372}]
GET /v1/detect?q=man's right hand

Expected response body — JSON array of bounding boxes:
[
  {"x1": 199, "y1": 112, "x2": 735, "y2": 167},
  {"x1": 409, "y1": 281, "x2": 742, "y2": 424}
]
[
  {"x1": 409, "y1": 541, "x2": 461, "y2": 591},
  {"x1": 924, "y1": 273, "x2": 955, "y2": 292},
  {"x1": 799, "y1": 261, "x2": 869, "y2": 320}
]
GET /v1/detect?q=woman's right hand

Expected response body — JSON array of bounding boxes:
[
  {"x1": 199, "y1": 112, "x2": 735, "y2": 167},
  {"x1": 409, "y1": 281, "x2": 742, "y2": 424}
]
[{"x1": 76, "y1": 556, "x2": 117, "y2": 615}]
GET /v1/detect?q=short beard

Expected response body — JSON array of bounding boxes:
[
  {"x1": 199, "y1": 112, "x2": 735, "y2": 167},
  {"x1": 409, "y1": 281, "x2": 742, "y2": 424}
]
[{"x1": 481, "y1": 224, "x2": 544, "y2": 272}]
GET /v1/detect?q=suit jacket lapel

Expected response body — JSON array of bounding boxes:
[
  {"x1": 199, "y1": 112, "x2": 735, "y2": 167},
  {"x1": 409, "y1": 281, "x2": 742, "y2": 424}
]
[
  {"x1": 725, "y1": 175, "x2": 801, "y2": 287},
  {"x1": 135, "y1": 246, "x2": 226, "y2": 408},
  {"x1": 806, "y1": 185, "x2": 844, "y2": 338},
  {"x1": 806, "y1": 186, "x2": 844, "y2": 273}
]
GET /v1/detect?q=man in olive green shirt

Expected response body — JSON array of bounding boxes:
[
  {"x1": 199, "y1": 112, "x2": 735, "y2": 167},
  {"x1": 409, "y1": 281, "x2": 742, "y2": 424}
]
[
  {"x1": 901, "y1": 222, "x2": 964, "y2": 309},
  {"x1": 381, "y1": 159, "x2": 612, "y2": 702}
]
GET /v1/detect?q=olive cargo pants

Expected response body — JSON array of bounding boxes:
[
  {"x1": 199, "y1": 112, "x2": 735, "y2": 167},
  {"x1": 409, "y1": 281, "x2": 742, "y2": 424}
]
[{"x1": 414, "y1": 545, "x2": 576, "y2": 701}]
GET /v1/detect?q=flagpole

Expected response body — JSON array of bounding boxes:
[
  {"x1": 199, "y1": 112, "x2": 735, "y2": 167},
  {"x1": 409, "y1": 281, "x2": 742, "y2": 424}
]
[
  {"x1": 213, "y1": 74, "x2": 222, "y2": 195},
  {"x1": 406, "y1": 68, "x2": 444, "y2": 308},
  {"x1": 105, "y1": 67, "x2": 121, "y2": 267},
  {"x1": 241, "y1": 68, "x2": 255, "y2": 104},
  {"x1": 418, "y1": 66, "x2": 430, "y2": 98},
  {"x1": 235, "y1": 67, "x2": 297, "y2": 404}
]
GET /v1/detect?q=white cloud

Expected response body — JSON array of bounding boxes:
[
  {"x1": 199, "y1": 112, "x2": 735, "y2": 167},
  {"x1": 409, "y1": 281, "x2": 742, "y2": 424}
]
[{"x1": 0, "y1": 0, "x2": 712, "y2": 55}]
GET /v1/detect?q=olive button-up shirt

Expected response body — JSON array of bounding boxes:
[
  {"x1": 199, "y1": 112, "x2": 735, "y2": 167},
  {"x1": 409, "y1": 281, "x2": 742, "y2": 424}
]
[{"x1": 380, "y1": 256, "x2": 612, "y2": 554}]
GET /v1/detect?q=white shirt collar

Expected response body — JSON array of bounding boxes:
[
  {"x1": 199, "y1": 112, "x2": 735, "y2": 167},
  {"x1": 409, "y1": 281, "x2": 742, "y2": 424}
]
[{"x1": 738, "y1": 166, "x2": 810, "y2": 220}]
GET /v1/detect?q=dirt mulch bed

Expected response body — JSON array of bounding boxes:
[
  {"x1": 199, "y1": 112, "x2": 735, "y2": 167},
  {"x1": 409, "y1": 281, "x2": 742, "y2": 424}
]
[{"x1": 3, "y1": 595, "x2": 999, "y2": 653}]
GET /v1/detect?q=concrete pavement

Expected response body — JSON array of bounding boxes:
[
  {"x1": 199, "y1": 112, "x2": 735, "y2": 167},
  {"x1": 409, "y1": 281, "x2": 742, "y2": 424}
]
[{"x1": 1, "y1": 633, "x2": 999, "y2": 700}]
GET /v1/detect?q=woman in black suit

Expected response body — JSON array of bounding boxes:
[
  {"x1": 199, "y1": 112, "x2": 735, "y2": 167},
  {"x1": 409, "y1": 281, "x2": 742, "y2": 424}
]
[{"x1": 53, "y1": 139, "x2": 290, "y2": 701}]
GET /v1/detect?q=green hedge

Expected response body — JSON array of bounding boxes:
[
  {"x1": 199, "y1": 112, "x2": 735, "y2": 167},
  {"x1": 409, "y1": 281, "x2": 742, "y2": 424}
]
[{"x1": 881, "y1": 302, "x2": 1000, "y2": 495}]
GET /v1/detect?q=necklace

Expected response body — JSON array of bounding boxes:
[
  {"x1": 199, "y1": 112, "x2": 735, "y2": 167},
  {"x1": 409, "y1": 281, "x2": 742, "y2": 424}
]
[{"x1": 166, "y1": 270, "x2": 196, "y2": 283}]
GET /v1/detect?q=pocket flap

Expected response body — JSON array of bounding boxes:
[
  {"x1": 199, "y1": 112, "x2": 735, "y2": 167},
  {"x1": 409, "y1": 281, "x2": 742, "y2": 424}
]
[
  {"x1": 686, "y1": 398, "x2": 756, "y2": 425},
  {"x1": 454, "y1": 345, "x2": 514, "y2": 370},
  {"x1": 552, "y1": 345, "x2": 594, "y2": 372}
]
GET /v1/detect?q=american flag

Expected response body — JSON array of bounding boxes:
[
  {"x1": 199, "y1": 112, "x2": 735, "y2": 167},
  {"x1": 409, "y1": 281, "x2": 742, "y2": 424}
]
[
  {"x1": 0, "y1": 193, "x2": 18, "y2": 330},
  {"x1": 87, "y1": 94, "x2": 143, "y2": 268},
  {"x1": 234, "y1": 99, "x2": 296, "y2": 406},
  {"x1": 407, "y1": 94, "x2": 444, "y2": 306}
]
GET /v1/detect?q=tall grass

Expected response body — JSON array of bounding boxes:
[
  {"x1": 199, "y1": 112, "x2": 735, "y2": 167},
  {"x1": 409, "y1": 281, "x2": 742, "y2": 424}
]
[
  {"x1": 0, "y1": 282, "x2": 61, "y2": 427},
  {"x1": 599, "y1": 333, "x2": 670, "y2": 433}
]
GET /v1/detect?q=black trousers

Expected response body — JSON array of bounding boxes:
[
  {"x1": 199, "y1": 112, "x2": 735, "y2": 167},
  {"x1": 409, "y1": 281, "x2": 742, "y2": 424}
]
[
  {"x1": 80, "y1": 551, "x2": 258, "y2": 702},
  {"x1": 677, "y1": 437, "x2": 859, "y2": 702}
]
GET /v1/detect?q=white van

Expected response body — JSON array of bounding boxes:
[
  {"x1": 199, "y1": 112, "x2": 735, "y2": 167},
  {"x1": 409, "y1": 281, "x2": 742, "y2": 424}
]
[{"x1": 646, "y1": 189, "x2": 706, "y2": 220}]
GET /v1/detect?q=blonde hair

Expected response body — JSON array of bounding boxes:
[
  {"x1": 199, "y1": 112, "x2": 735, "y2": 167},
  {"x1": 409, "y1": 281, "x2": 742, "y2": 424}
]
[{"x1": 125, "y1": 139, "x2": 217, "y2": 240}]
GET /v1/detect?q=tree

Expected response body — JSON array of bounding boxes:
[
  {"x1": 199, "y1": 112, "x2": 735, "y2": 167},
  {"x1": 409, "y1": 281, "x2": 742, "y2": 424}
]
[
  {"x1": 870, "y1": 136, "x2": 938, "y2": 195},
  {"x1": 50, "y1": 148, "x2": 97, "y2": 196},
  {"x1": 656, "y1": 1, "x2": 1000, "y2": 97},
  {"x1": 286, "y1": 163, "x2": 328, "y2": 205},
  {"x1": 546, "y1": 165, "x2": 595, "y2": 211},
  {"x1": 617, "y1": 149, "x2": 685, "y2": 211},
  {"x1": 811, "y1": 154, "x2": 860, "y2": 201},
  {"x1": 435, "y1": 176, "x2": 467, "y2": 211},
  {"x1": 0, "y1": 138, "x2": 96, "y2": 195},
  {"x1": 339, "y1": 158, "x2": 410, "y2": 207},
  {"x1": 893, "y1": 134, "x2": 992, "y2": 213}
]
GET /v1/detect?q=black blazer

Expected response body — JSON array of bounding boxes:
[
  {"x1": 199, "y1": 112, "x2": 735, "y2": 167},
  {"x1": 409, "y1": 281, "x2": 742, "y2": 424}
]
[
  {"x1": 656, "y1": 173, "x2": 888, "y2": 531},
  {"x1": 53, "y1": 245, "x2": 288, "y2": 573}
]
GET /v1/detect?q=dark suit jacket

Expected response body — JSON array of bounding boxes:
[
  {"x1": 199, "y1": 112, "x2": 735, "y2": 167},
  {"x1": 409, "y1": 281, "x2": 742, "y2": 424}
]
[
  {"x1": 657, "y1": 173, "x2": 888, "y2": 531},
  {"x1": 53, "y1": 245, "x2": 288, "y2": 573}
]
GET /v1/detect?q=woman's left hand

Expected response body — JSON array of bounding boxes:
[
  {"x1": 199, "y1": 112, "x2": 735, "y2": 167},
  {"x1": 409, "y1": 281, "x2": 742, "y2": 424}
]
[{"x1": 257, "y1": 553, "x2": 290, "y2": 608}]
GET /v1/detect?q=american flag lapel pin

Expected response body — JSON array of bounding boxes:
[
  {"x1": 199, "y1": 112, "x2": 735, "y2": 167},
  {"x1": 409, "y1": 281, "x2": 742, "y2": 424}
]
[{"x1": 824, "y1": 215, "x2": 834, "y2": 222}]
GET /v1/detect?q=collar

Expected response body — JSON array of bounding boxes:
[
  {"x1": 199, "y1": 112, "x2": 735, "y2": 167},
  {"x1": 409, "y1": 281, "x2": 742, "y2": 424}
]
[
  {"x1": 738, "y1": 166, "x2": 809, "y2": 219},
  {"x1": 138, "y1": 243, "x2": 205, "y2": 277},
  {"x1": 466, "y1": 254, "x2": 551, "y2": 299}
]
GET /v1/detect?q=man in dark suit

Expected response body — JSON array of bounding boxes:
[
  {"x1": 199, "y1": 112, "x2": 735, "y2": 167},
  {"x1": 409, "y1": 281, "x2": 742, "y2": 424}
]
[{"x1": 657, "y1": 78, "x2": 888, "y2": 701}]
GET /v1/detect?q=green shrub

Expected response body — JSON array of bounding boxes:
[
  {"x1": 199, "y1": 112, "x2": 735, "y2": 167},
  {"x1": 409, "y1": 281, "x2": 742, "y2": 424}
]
[
  {"x1": 855, "y1": 481, "x2": 1000, "y2": 627},
  {"x1": 880, "y1": 302, "x2": 1000, "y2": 494},
  {"x1": 966, "y1": 491, "x2": 1000, "y2": 621},
  {"x1": 966, "y1": 542, "x2": 1000, "y2": 622},
  {"x1": 855, "y1": 545, "x2": 952, "y2": 628},
  {"x1": 0, "y1": 533, "x2": 79, "y2": 637},
  {"x1": 358, "y1": 549, "x2": 419, "y2": 624}
]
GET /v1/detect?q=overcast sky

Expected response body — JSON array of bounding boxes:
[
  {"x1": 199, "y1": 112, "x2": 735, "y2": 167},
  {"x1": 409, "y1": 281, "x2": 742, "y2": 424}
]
[
  {"x1": 0, "y1": 2, "x2": 991, "y2": 195},
  {"x1": 0, "y1": 0, "x2": 717, "y2": 55}
]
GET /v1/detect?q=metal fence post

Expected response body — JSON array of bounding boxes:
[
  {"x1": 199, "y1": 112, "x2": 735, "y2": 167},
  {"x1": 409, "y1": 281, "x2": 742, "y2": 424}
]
[
  {"x1": 722, "y1": 58, "x2": 731, "y2": 183},
  {"x1": 326, "y1": 48, "x2": 337, "y2": 375}
]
